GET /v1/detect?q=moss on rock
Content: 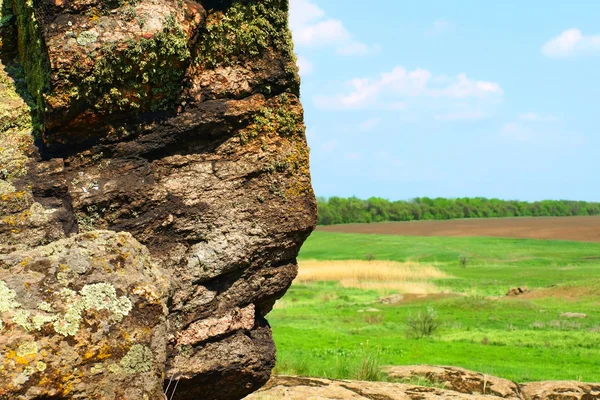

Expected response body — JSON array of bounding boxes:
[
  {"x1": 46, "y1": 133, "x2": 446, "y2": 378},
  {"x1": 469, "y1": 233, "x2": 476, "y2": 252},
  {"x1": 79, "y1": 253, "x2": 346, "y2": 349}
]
[
  {"x1": 13, "y1": 0, "x2": 50, "y2": 134},
  {"x1": 75, "y1": 15, "x2": 191, "y2": 114},
  {"x1": 196, "y1": 0, "x2": 294, "y2": 68}
]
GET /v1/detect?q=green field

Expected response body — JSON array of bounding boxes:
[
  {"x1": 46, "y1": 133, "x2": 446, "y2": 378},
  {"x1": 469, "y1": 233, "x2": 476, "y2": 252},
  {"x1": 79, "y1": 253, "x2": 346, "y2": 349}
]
[{"x1": 270, "y1": 231, "x2": 600, "y2": 383}]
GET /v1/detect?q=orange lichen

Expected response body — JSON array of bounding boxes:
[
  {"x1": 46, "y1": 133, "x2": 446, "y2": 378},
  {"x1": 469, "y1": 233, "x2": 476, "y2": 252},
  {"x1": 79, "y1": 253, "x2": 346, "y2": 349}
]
[{"x1": 97, "y1": 343, "x2": 112, "y2": 360}]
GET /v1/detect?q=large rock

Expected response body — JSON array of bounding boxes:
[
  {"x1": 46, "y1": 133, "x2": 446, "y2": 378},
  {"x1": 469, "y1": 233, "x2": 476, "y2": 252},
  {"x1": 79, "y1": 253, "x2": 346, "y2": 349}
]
[
  {"x1": 520, "y1": 381, "x2": 600, "y2": 400},
  {"x1": 1, "y1": 0, "x2": 317, "y2": 398},
  {"x1": 0, "y1": 231, "x2": 169, "y2": 399},
  {"x1": 244, "y1": 375, "x2": 503, "y2": 400},
  {"x1": 384, "y1": 365, "x2": 522, "y2": 399},
  {"x1": 247, "y1": 375, "x2": 600, "y2": 400}
]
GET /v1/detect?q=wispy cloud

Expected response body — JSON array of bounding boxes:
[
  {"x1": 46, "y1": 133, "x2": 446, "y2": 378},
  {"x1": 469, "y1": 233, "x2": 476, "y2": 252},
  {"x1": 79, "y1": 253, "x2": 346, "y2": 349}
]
[
  {"x1": 502, "y1": 112, "x2": 559, "y2": 142},
  {"x1": 518, "y1": 112, "x2": 558, "y2": 122},
  {"x1": 435, "y1": 111, "x2": 488, "y2": 121},
  {"x1": 321, "y1": 139, "x2": 338, "y2": 152},
  {"x1": 542, "y1": 28, "x2": 600, "y2": 58},
  {"x1": 502, "y1": 123, "x2": 535, "y2": 142},
  {"x1": 425, "y1": 18, "x2": 454, "y2": 38},
  {"x1": 314, "y1": 66, "x2": 502, "y2": 111},
  {"x1": 358, "y1": 117, "x2": 382, "y2": 131},
  {"x1": 344, "y1": 152, "x2": 362, "y2": 161},
  {"x1": 289, "y1": 0, "x2": 378, "y2": 56},
  {"x1": 296, "y1": 56, "x2": 314, "y2": 76}
]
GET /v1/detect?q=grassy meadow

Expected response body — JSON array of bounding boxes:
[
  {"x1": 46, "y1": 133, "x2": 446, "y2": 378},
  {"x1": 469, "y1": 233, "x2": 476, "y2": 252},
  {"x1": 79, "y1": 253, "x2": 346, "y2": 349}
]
[{"x1": 271, "y1": 231, "x2": 600, "y2": 383}]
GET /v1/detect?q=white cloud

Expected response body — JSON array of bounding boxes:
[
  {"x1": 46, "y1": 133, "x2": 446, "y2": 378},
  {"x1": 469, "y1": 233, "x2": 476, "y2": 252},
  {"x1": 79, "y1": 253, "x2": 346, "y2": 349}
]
[
  {"x1": 321, "y1": 139, "x2": 338, "y2": 152},
  {"x1": 292, "y1": 19, "x2": 349, "y2": 46},
  {"x1": 502, "y1": 123, "x2": 534, "y2": 142},
  {"x1": 296, "y1": 56, "x2": 314, "y2": 76},
  {"x1": 358, "y1": 117, "x2": 382, "y2": 131},
  {"x1": 542, "y1": 28, "x2": 600, "y2": 58},
  {"x1": 290, "y1": 0, "x2": 377, "y2": 56},
  {"x1": 336, "y1": 42, "x2": 380, "y2": 56},
  {"x1": 425, "y1": 18, "x2": 454, "y2": 38},
  {"x1": 518, "y1": 112, "x2": 558, "y2": 122},
  {"x1": 435, "y1": 111, "x2": 488, "y2": 121},
  {"x1": 344, "y1": 152, "x2": 361, "y2": 161},
  {"x1": 314, "y1": 66, "x2": 502, "y2": 110}
]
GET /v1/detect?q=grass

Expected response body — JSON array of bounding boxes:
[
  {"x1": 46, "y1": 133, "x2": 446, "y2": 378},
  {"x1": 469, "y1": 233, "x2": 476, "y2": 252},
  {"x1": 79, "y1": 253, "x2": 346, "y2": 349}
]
[
  {"x1": 296, "y1": 259, "x2": 448, "y2": 292},
  {"x1": 270, "y1": 231, "x2": 600, "y2": 383}
]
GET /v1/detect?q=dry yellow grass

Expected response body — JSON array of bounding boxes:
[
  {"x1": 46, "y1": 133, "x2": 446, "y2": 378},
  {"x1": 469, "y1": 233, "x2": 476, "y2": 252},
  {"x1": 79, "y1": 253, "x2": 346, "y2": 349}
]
[{"x1": 296, "y1": 260, "x2": 450, "y2": 293}]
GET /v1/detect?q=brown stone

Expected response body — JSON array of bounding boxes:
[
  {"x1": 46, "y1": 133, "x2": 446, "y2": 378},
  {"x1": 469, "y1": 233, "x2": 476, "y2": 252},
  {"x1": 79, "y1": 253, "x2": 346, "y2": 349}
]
[
  {"x1": 244, "y1": 375, "x2": 504, "y2": 400},
  {"x1": 384, "y1": 365, "x2": 521, "y2": 399},
  {"x1": 520, "y1": 381, "x2": 600, "y2": 400},
  {"x1": 0, "y1": 0, "x2": 316, "y2": 398}
]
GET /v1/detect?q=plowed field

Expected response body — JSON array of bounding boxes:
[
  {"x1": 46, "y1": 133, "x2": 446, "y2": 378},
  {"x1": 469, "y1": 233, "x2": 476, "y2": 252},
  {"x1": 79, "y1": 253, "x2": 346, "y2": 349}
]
[{"x1": 317, "y1": 216, "x2": 600, "y2": 242}]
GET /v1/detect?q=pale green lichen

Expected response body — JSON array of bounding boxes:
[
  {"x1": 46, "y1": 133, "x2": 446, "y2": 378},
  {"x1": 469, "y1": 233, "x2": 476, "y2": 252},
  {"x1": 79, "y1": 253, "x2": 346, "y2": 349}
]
[
  {"x1": 107, "y1": 364, "x2": 123, "y2": 374},
  {"x1": 0, "y1": 280, "x2": 20, "y2": 312},
  {"x1": 119, "y1": 344, "x2": 153, "y2": 374},
  {"x1": 90, "y1": 363, "x2": 104, "y2": 375},
  {"x1": 12, "y1": 310, "x2": 32, "y2": 331},
  {"x1": 76, "y1": 30, "x2": 98, "y2": 46},
  {"x1": 31, "y1": 313, "x2": 57, "y2": 330},
  {"x1": 54, "y1": 283, "x2": 133, "y2": 337},
  {"x1": 81, "y1": 282, "x2": 133, "y2": 321},
  {"x1": 36, "y1": 361, "x2": 46, "y2": 372},
  {"x1": 16, "y1": 342, "x2": 37, "y2": 357},
  {"x1": 0, "y1": 280, "x2": 20, "y2": 330},
  {"x1": 37, "y1": 301, "x2": 53, "y2": 312},
  {"x1": 59, "y1": 288, "x2": 77, "y2": 301},
  {"x1": 53, "y1": 303, "x2": 84, "y2": 336}
]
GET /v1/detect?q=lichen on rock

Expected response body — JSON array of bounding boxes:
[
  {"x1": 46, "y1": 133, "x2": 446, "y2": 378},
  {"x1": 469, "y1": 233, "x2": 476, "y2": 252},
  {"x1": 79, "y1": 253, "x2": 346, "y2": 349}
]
[{"x1": 0, "y1": 0, "x2": 316, "y2": 398}]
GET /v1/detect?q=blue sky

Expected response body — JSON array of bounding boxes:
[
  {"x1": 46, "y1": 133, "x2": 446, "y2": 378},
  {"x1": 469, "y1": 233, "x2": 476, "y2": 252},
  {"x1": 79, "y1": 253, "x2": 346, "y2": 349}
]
[{"x1": 289, "y1": 0, "x2": 600, "y2": 202}]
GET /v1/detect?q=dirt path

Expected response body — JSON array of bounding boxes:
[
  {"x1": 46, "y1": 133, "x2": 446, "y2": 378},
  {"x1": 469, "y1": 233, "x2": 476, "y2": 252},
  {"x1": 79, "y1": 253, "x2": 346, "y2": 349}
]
[{"x1": 317, "y1": 216, "x2": 600, "y2": 243}]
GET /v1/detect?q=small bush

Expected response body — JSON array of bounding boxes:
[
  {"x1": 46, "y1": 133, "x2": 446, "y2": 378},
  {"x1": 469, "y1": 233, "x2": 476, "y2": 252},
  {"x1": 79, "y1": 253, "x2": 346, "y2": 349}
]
[
  {"x1": 365, "y1": 253, "x2": 376, "y2": 261},
  {"x1": 459, "y1": 255, "x2": 469, "y2": 267},
  {"x1": 405, "y1": 307, "x2": 441, "y2": 339},
  {"x1": 353, "y1": 341, "x2": 384, "y2": 381}
]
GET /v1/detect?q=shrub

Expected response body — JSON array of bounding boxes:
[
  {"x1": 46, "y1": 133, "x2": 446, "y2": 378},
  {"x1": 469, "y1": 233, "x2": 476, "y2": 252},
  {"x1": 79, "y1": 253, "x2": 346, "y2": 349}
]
[
  {"x1": 459, "y1": 255, "x2": 469, "y2": 267},
  {"x1": 365, "y1": 253, "x2": 376, "y2": 261},
  {"x1": 353, "y1": 341, "x2": 384, "y2": 381},
  {"x1": 405, "y1": 306, "x2": 441, "y2": 339}
]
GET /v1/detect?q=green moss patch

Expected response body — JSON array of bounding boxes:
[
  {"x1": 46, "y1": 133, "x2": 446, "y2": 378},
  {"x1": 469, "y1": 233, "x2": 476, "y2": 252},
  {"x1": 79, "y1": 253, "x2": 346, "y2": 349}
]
[
  {"x1": 195, "y1": 0, "x2": 294, "y2": 68},
  {"x1": 74, "y1": 15, "x2": 190, "y2": 114},
  {"x1": 13, "y1": 0, "x2": 50, "y2": 134}
]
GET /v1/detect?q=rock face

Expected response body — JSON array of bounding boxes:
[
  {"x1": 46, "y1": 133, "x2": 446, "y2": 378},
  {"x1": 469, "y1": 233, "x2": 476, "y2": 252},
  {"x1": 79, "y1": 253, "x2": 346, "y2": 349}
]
[
  {"x1": 520, "y1": 381, "x2": 600, "y2": 400},
  {"x1": 0, "y1": 231, "x2": 169, "y2": 399},
  {"x1": 244, "y1": 375, "x2": 501, "y2": 400},
  {"x1": 385, "y1": 365, "x2": 521, "y2": 399},
  {"x1": 1, "y1": 0, "x2": 316, "y2": 398},
  {"x1": 246, "y1": 374, "x2": 600, "y2": 400}
]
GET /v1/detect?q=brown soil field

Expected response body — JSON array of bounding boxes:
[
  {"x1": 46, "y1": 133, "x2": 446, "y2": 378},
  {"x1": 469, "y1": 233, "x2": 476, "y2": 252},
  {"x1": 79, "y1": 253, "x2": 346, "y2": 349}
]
[{"x1": 317, "y1": 216, "x2": 600, "y2": 243}]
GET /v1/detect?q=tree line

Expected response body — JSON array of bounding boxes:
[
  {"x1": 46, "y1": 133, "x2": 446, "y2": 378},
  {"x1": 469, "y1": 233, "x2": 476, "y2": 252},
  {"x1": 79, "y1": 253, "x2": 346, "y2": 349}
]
[{"x1": 317, "y1": 196, "x2": 600, "y2": 225}]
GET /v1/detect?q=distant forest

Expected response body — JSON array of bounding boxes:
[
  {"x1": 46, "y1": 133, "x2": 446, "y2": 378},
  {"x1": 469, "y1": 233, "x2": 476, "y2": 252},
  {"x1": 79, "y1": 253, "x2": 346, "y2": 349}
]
[{"x1": 317, "y1": 197, "x2": 600, "y2": 225}]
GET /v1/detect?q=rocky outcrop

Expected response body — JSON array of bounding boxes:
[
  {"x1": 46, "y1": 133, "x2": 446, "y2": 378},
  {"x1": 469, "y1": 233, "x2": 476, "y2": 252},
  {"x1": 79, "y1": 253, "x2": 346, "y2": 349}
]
[
  {"x1": 243, "y1": 375, "x2": 502, "y2": 399},
  {"x1": 245, "y1": 374, "x2": 600, "y2": 400},
  {"x1": 0, "y1": 231, "x2": 169, "y2": 399},
  {"x1": 384, "y1": 365, "x2": 521, "y2": 399},
  {"x1": 520, "y1": 381, "x2": 600, "y2": 400},
  {"x1": 0, "y1": 0, "x2": 316, "y2": 398}
]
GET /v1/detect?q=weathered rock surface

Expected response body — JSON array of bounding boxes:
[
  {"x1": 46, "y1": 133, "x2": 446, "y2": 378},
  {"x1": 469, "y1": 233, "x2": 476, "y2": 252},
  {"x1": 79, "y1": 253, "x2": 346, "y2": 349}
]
[
  {"x1": 0, "y1": 231, "x2": 169, "y2": 399},
  {"x1": 1, "y1": 0, "x2": 316, "y2": 398},
  {"x1": 243, "y1": 375, "x2": 502, "y2": 399},
  {"x1": 385, "y1": 365, "x2": 521, "y2": 399},
  {"x1": 245, "y1": 374, "x2": 600, "y2": 400},
  {"x1": 520, "y1": 381, "x2": 600, "y2": 400}
]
